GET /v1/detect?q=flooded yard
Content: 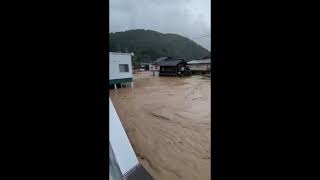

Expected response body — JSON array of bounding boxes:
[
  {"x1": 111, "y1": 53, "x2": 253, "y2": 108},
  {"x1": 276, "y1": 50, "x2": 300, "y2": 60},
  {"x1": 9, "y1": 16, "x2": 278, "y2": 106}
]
[{"x1": 110, "y1": 71, "x2": 211, "y2": 180}]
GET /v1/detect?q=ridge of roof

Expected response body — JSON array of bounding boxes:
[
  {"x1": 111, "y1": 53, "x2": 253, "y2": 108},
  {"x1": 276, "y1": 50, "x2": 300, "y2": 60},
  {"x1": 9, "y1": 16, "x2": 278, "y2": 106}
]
[{"x1": 158, "y1": 59, "x2": 185, "y2": 66}]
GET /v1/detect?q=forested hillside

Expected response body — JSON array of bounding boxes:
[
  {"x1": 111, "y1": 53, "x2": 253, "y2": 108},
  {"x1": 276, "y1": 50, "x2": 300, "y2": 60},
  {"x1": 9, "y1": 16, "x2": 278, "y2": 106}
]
[{"x1": 109, "y1": 29, "x2": 210, "y2": 67}]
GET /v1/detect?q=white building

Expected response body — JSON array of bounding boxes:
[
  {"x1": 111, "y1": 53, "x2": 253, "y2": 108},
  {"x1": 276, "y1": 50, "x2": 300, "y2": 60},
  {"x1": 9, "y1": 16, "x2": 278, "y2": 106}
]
[
  {"x1": 187, "y1": 59, "x2": 211, "y2": 72},
  {"x1": 149, "y1": 64, "x2": 160, "y2": 71},
  {"x1": 109, "y1": 52, "x2": 133, "y2": 88}
]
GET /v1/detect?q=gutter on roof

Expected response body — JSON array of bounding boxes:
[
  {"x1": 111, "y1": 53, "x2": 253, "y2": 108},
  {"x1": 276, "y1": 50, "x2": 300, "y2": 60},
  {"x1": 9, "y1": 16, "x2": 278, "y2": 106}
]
[{"x1": 110, "y1": 52, "x2": 132, "y2": 55}]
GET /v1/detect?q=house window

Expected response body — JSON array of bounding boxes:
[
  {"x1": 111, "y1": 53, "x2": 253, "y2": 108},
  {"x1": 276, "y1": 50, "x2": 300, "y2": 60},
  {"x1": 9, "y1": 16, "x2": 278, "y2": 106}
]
[{"x1": 119, "y1": 64, "x2": 129, "y2": 72}]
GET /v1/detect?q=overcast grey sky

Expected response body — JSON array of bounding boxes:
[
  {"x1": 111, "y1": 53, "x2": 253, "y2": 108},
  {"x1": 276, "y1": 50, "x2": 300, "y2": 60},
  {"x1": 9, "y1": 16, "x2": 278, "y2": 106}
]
[{"x1": 110, "y1": 0, "x2": 211, "y2": 51}]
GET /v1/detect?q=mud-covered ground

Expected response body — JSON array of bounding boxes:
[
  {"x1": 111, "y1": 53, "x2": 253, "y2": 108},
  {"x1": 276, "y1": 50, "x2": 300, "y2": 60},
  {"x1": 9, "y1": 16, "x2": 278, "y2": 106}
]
[{"x1": 110, "y1": 71, "x2": 211, "y2": 180}]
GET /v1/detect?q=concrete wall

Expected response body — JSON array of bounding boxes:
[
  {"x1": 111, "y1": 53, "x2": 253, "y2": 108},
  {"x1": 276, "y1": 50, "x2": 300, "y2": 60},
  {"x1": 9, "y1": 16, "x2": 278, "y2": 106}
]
[
  {"x1": 109, "y1": 98, "x2": 139, "y2": 175},
  {"x1": 110, "y1": 52, "x2": 133, "y2": 80}
]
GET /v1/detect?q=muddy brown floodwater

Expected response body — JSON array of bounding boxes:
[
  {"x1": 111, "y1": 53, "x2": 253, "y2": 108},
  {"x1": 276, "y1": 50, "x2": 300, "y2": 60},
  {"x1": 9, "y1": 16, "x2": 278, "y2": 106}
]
[{"x1": 110, "y1": 71, "x2": 211, "y2": 180}]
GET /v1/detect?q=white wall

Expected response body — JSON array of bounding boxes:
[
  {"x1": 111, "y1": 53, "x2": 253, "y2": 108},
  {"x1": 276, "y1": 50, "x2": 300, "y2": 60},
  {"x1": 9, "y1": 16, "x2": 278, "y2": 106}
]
[
  {"x1": 189, "y1": 64, "x2": 210, "y2": 71},
  {"x1": 109, "y1": 98, "x2": 139, "y2": 175},
  {"x1": 149, "y1": 64, "x2": 160, "y2": 71},
  {"x1": 109, "y1": 52, "x2": 133, "y2": 80}
]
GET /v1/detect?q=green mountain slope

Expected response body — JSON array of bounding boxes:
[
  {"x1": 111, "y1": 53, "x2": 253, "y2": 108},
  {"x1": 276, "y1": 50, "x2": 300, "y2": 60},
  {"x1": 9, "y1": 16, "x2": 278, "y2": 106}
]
[{"x1": 109, "y1": 29, "x2": 210, "y2": 66}]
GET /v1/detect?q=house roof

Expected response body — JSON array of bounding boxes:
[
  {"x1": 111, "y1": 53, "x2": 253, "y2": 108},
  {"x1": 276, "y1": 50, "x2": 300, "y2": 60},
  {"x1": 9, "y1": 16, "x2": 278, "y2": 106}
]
[
  {"x1": 154, "y1": 57, "x2": 171, "y2": 64},
  {"x1": 140, "y1": 63, "x2": 151, "y2": 66},
  {"x1": 140, "y1": 62, "x2": 151, "y2": 65},
  {"x1": 187, "y1": 59, "x2": 211, "y2": 64},
  {"x1": 159, "y1": 59, "x2": 185, "y2": 66}
]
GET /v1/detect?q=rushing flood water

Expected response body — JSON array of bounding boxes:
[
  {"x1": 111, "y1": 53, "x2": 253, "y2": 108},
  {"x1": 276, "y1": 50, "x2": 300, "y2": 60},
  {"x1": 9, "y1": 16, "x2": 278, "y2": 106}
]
[{"x1": 110, "y1": 71, "x2": 211, "y2": 180}]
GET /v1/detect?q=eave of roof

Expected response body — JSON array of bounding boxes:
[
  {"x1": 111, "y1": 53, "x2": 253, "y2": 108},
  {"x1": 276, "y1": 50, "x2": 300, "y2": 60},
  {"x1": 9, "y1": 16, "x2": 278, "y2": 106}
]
[{"x1": 187, "y1": 59, "x2": 211, "y2": 64}]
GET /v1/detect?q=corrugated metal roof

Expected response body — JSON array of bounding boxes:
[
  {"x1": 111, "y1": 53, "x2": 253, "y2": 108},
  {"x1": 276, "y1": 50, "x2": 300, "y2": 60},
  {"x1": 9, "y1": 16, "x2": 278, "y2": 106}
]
[
  {"x1": 159, "y1": 59, "x2": 184, "y2": 66},
  {"x1": 187, "y1": 59, "x2": 211, "y2": 64}
]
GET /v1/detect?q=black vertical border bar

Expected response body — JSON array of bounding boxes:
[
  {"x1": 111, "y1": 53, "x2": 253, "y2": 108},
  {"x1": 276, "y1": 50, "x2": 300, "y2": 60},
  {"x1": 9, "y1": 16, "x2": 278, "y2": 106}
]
[{"x1": 212, "y1": 0, "x2": 225, "y2": 179}]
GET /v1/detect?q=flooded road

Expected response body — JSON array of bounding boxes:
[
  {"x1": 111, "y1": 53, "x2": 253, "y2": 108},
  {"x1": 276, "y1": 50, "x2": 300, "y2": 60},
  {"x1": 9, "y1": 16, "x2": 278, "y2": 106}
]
[{"x1": 110, "y1": 71, "x2": 211, "y2": 180}]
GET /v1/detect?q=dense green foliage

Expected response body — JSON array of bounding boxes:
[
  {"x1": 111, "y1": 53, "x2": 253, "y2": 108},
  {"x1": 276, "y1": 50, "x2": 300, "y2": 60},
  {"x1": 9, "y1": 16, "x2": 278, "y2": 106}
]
[{"x1": 109, "y1": 29, "x2": 210, "y2": 67}]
